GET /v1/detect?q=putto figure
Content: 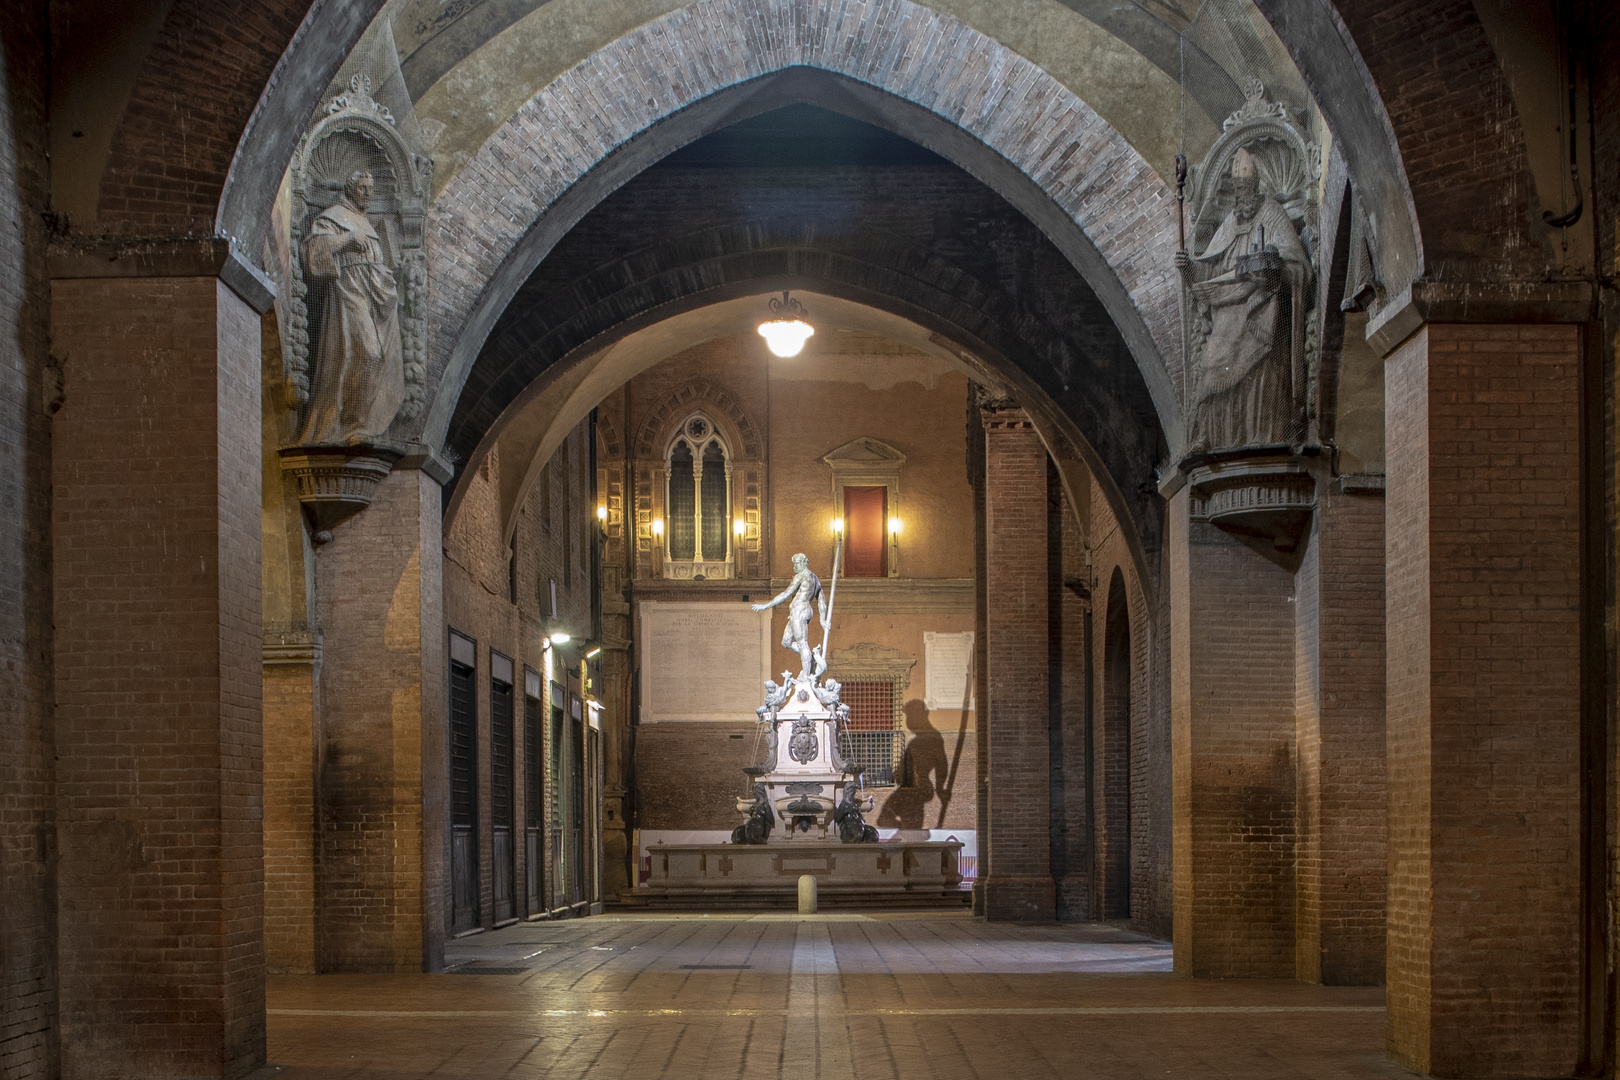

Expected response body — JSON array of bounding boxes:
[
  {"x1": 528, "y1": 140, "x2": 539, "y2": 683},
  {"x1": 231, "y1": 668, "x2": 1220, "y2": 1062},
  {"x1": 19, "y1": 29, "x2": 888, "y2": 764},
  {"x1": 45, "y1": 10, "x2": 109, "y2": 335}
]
[
  {"x1": 752, "y1": 552, "x2": 828, "y2": 680},
  {"x1": 1177, "y1": 146, "x2": 1312, "y2": 451},
  {"x1": 297, "y1": 169, "x2": 406, "y2": 445}
]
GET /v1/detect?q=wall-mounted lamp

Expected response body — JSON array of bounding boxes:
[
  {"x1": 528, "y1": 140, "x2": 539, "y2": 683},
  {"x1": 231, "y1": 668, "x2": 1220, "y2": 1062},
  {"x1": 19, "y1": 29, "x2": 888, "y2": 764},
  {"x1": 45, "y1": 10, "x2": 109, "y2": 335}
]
[
  {"x1": 831, "y1": 518, "x2": 844, "y2": 536},
  {"x1": 548, "y1": 631, "x2": 572, "y2": 646},
  {"x1": 733, "y1": 518, "x2": 747, "y2": 538},
  {"x1": 888, "y1": 516, "x2": 903, "y2": 535},
  {"x1": 651, "y1": 518, "x2": 664, "y2": 537},
  {"x1": 586, "y1": 646, "x2": 602, "y2": 659},
  {"x1": 596, "y1": 505, "x2": 608, "y2": 521}
]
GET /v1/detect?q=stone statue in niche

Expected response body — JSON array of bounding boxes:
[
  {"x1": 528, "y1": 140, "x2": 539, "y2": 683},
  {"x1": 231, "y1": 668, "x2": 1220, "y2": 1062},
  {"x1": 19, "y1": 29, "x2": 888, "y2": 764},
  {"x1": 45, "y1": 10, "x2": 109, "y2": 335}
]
[
  {"x1": 1178, "y1": 147, "x2": 1312, "y2": 450},
  {"x1": 1179, "y1": 80, "x2": 1319, "y2": 455},
  {"x1": 296, "y1": 170, "x2": 405, "y2": 444},
  {"x1": 285, "y1": 73, "x2": 432, "y2": 445}
]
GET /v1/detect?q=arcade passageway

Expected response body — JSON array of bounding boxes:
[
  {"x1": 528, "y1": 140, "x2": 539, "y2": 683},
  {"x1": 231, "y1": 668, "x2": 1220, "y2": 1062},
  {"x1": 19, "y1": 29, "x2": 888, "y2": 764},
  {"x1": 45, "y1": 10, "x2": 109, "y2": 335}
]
[
  {"x1": 6, "y1": 1, "x2": 1620, "y2": 1079},
  {"x1": 265, "y1": 914, "x2": 1400, "y2": 1079}
]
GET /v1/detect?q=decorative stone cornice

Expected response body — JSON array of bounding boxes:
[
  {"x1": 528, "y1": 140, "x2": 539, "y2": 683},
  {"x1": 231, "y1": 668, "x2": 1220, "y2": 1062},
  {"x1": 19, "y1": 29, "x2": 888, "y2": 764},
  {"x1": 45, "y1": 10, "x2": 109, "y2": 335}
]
[
  {"x1": 1337, "y1": 473, "x2": 1386, "y2": 497},
  {"x1": 263, "y1": 627, "x2": 322, "y2": 666},
  {"x1": 770, "y1": 576, "x2": 974, "y2": 615},
  {"x1": 980, "y1": 405, "x2": 1034, "y2": 431},
  {"x1": 828, "y1": 642, "x2": 916, "y2": 692}
]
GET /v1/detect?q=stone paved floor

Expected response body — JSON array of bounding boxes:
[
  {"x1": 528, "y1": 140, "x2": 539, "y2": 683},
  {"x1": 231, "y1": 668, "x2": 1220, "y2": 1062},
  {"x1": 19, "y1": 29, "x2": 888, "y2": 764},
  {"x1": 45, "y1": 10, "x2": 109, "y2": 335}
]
[{"x1": 267, "y1": 913, "x2": 1414, "y2": 1079}]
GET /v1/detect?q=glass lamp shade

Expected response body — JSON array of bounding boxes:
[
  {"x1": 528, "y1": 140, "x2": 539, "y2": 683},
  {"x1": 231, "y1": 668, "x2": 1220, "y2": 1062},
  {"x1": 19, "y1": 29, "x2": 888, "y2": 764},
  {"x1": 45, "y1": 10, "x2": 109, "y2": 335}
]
[{"x1": 758, "y1": 319, "x2": 814, "y2": 357}]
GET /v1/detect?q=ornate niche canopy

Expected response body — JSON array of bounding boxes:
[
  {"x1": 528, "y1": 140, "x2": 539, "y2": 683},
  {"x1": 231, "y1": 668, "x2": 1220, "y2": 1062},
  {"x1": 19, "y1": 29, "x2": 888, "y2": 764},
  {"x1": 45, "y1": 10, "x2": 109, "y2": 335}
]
[{"x1": 277, "y1": 73, "x2": 433, "y2": 537}]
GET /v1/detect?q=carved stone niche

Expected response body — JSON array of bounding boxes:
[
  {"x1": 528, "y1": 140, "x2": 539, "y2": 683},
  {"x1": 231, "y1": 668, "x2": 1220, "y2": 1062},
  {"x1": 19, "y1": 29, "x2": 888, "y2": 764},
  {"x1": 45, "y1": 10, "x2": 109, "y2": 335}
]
[
  {"x1": 1185, "y1": 452, "x2": 1316, "y2": 552},
  {"x1": 278, "y1": 72, "x2": 432, "y2": 539},
  {"x1": 278, "y1": 446, "x2": 401, "y2": 538}
]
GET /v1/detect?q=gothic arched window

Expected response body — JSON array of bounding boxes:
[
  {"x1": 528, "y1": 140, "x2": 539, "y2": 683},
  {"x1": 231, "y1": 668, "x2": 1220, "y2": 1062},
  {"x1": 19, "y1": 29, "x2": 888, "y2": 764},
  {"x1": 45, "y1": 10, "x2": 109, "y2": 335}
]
[{"x1": 663, "y1": 414, "x2": 734, "y2": 579}]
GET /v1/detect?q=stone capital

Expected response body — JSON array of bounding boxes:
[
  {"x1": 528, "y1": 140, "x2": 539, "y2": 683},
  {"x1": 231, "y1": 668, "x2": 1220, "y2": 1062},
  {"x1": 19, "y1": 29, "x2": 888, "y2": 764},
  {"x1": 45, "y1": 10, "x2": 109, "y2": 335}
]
[
  {"x1": 47, "y1": 235, "x2": 277, "y2": 314},
  {"x1": 1365, "y1": 278, "x2": 1594, "y2": 358},
  {"x1": 979, "y1": 404, "x2": 1034, "y2": 431}
]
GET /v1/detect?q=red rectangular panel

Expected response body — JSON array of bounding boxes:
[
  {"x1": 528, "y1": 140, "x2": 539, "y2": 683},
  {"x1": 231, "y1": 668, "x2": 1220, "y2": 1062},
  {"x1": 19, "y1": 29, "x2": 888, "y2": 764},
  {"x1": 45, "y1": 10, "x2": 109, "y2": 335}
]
[{"x1": 844, "y1": 486, "x2": 886, "y2": 577}]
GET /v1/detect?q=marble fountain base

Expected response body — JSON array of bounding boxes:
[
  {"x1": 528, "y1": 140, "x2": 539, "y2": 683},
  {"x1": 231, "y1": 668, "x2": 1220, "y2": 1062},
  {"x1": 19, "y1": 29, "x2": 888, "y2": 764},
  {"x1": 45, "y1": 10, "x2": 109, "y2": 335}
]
[{"x1": 638, "y1": 839, "x2": 966, "y2": 908}]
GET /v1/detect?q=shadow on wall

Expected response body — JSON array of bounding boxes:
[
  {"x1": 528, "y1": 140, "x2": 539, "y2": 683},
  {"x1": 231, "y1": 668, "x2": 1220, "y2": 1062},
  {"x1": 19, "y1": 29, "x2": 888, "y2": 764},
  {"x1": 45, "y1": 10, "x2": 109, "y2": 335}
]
[{"x1": 878, "y1": 700, "x2": 967, "y2": 830}]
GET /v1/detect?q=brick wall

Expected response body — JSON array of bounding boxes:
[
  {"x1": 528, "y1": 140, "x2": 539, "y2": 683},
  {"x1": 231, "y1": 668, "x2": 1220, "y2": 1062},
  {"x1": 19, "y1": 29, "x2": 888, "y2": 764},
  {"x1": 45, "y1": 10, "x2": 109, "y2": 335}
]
[
  {"x1": 262, "y1": 662, "x2": 316, "y2": 974},
  {"x1": 1170, "y1": 492, "x2": 1298, "y2": 978},
  {"x1": 51, "y1": 275, "x2": 265, "y2": 1078},
  {"x1": 1331, "y1": 0, "x2": 1547, "y2": 280},
  {"x1": 93, "y1": 1, "x2": 340, "y2": 234},
  {"x1": 0, "y1": 3, "x2": 57, "y2": 1077},
  {"x1": 313, "y1": 468, "x2": 444, "y2": 972},
  {"x1": 1304, "y1": 486, "x2": 1386, "y2": 985},
  {"x1": 1385, "y1": 323, "x2": 1582, "y2": 1076}
]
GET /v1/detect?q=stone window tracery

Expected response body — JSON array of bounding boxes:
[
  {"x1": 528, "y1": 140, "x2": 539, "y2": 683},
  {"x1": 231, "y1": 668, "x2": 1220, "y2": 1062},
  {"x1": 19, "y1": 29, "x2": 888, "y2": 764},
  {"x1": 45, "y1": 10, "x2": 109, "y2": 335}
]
[{"x1": 663, "y1": 413, "x2": 734, "y2": 580}]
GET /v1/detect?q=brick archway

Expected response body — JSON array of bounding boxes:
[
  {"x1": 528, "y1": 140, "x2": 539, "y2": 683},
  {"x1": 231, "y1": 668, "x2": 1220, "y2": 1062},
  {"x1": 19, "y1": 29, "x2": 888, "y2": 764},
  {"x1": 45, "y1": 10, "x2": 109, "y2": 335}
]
[{"x1": 410, "y1": 0, "x2": 1186, "y2": 462}]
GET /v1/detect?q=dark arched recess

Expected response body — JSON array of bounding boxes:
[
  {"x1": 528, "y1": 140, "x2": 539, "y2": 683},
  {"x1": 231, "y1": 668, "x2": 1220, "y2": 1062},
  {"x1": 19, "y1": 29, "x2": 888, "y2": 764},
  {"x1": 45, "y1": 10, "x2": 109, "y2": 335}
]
[{"x1": 443, "y1": 106, "x2": 1168, "y2": 558}]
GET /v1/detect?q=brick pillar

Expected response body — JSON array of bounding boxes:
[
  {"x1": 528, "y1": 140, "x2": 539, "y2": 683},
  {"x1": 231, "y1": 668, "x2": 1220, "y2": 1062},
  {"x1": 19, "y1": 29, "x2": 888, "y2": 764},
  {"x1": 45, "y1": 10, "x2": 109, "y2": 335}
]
[
  {"x1": 50, "y1": 247, "x2": 272, "y2": 1079},
  {"x1": 980, "y1": 405, "x2": 1055, "y2": 920},
  {"x1": 1384, "y1": 324, "x2": 1581, "y2": 1076},
  {"x1": 313, "y1": 467, "x2": 446, "y2": 972},
  {"x1": 1293, "y1": 485, "x2": 1386, "y2": 985},
  {"x1": 1169, "y1": 488, "x2": 1296, "y2": 977}
]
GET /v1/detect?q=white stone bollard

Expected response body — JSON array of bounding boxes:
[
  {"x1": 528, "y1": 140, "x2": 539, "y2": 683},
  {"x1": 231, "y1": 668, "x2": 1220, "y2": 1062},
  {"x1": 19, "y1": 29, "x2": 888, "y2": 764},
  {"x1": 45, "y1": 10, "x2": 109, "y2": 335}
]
[{"x1": 797, "y1": 874, "x2": 817, "y2": 914}]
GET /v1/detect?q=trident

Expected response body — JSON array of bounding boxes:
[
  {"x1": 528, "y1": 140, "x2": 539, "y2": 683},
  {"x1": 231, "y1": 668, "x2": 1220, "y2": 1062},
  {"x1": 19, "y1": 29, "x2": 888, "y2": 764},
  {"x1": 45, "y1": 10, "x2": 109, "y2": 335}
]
[{"x1": 818, "y1": 528, "x2": 843, "y2": 676}]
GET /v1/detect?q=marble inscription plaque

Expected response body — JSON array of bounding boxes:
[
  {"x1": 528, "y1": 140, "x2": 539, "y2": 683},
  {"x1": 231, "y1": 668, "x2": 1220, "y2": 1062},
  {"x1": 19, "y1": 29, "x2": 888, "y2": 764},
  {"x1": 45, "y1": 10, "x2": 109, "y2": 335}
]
[
  {"x1": 924, "y1": 631, "x2": 975, "y2": 711},
  {"x1": 639, "y1": 601, "x2": 771, "y2": 722}
]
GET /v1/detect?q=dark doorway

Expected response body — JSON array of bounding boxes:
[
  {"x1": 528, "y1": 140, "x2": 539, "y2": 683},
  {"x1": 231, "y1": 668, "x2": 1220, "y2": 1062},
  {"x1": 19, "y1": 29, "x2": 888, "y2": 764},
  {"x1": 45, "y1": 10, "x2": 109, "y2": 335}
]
[{"x1": 448, "y1": 633, "x2": 479, "y2": 933}]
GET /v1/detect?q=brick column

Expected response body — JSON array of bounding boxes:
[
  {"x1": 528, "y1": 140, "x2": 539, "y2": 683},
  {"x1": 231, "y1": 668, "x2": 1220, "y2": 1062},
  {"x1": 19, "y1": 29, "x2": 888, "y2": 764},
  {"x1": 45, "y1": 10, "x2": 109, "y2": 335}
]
[
  {"x1": 1384, "y1": 324, "x2": 1581, "y2": 1076},
  {"x1": 980, "y1": 405, "x2": 1054, "y2": 920},
  {"x1": 1293, "y1": 485, "x2": 1386, "y2": 985},
  {"x1": 313, "y1": 467, "x2": 447, "y2": 972},
  {"x1": 1168, "y1": 488, "x2": 1297, "y2": 978},
  {"x1": 50, "y1": 245, "x2": 272, "y2": 1079}
]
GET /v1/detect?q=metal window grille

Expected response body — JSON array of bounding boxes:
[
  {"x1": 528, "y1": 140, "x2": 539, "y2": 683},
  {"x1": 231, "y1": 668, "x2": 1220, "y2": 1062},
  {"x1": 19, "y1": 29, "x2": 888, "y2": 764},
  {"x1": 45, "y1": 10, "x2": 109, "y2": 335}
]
[
  {"x1": 843, "y1": 680, "x2": 894, "y2": 730},
  {"x1": 839, "y1": 680, "x2": 904, "y2": 787}
]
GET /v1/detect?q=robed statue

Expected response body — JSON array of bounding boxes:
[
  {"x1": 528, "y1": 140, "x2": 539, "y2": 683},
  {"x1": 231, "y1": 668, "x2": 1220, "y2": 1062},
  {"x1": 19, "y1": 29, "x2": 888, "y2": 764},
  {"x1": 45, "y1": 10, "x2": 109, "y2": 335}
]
[
  {"x1": 296, "y1": 170, "x2": 406, "y2": 445},
  {"x1": 1177, "y1": 147, "x2": 1313, "y2": 451}
]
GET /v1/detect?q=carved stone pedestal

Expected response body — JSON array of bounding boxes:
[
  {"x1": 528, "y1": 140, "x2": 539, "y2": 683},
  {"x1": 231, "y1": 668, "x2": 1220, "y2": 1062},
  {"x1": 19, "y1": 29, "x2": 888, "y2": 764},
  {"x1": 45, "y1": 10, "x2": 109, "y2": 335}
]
[
  {"x1": 1185, "y1": 452, "x2": 1317, "y2": 552},
  {"x1": 279, "y1": 445, "x2": 400, "y2": 536},
  {"x1": 737, "y1": 673, "x2": 870, "y2": 842}
]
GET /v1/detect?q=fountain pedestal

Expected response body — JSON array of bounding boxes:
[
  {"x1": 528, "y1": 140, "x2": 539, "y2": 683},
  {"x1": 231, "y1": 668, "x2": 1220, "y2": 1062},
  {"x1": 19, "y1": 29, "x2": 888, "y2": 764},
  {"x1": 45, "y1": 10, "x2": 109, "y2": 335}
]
[
  {"x1": 743, "y1": 674, "x2": 864, "y2": 841},
  {"x1": 640, "y1": 674, "x2": 965, "y2": 906}
]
